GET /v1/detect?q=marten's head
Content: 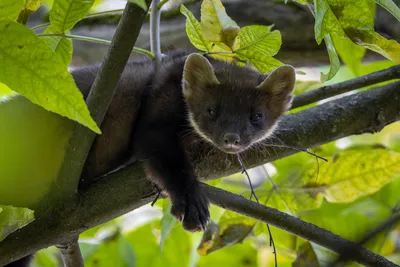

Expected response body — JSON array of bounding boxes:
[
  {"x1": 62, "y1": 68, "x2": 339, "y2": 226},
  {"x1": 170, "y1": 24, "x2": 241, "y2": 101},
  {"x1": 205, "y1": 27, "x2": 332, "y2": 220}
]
[{"x1": 182, "y1": 53, "x2": 295, "y2": 154}]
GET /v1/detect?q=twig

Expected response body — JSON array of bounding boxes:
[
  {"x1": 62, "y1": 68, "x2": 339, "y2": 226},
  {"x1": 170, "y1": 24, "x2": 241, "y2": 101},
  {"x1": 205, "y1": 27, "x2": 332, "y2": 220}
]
[
  {"x1": 328, "y1": 212, "x2": 400, "y2": 267},
  {"x1": 203, "y1": 184, "x2": 398, "y2": 267},
  {"x1": 56, "y1": 238, "x2": 84, "y2": 267},
  {"x1": 54, "y1": 1, "x2": 151, "y2": 199},
  {"x1": 37, "y1": 33, "x2": 154, "y2": 59},
  {"x1": 150, "y1": 0, "x2": 162, "y2": 71},
  {"x1": 291, "y1": 64, "x2": 400, "y2": 109}
]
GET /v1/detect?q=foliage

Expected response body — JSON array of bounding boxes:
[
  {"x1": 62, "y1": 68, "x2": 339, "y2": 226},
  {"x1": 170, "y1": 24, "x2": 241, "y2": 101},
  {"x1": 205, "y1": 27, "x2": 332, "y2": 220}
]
[{"x1": 0, "y1": 0, "x2": 400, "y2": 266}]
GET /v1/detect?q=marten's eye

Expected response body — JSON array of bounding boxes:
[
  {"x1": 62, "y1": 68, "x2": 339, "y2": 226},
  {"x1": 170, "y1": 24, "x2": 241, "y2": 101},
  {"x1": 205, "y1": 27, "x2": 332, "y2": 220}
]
[
  {"x1": 250, "y1": 113, "x2": 262, "y2": 123},
  {"x1": 207, "y1": 108, "x2": 216, "y2": 117}
]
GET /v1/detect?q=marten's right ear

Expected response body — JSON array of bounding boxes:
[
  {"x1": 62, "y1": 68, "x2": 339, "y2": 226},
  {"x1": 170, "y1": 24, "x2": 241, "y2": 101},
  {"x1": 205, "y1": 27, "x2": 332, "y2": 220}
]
[{"x1": 182, "y1": 53, "x2": 219, "y2": 98}]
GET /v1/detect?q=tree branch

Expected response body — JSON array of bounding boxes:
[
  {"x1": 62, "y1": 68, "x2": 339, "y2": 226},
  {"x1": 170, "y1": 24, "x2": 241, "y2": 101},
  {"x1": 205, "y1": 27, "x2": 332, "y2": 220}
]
[
  {"x1": 54, "y1": 1, "x2": 151, "y2": 200},
  {"x1": 291, "y1": 64, "x2": 400, "y2": 110},
  {"x1": 203, "y1": 184, "x2": 398, "y2": 267},
  {"x1": 1, "y1": 81, "x2": 399, "y2": 265}
]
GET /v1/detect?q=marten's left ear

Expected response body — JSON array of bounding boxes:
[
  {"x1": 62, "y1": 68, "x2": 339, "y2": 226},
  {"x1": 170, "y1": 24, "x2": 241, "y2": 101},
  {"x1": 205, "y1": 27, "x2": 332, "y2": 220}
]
[
  {"x1": 257, "y1": 65, "x2": 296, "y2": 112},
  {"x1": 182, "y1": 53, "x2": 220, "y2": 98}
]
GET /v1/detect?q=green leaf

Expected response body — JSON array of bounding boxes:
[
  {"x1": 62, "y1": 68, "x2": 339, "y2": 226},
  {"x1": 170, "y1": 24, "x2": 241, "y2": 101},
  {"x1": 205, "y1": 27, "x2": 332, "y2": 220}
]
[
  {"x1": 292, "y1": 241, "x2": 320, "y2": 267},
  {"x1": 314, "y1": 0, "x2": 400, "y2": 65},
  {"x1": 332, "y1": 35, "x2": 366, "y2": 75},
  {"x1": 0, "y1": 0, "x2": 25, "y2": 21},
  {"x1": 180, "y1": 5, "x2": 211, "y2": 52},
  {"x1": 0, "y1": 21, "x2": 100, "y2": 133},
  {"x1": 306, "y1": 147, "x2": 400, "y2": 203},
  {"x1": 26, "y1": 0, "x2": 46, "y2": 11},
  {"x1": 200, "y1": 0, "x2": 240, "y2": 50},
  {"x1": 235, "y1": 25, "x2": 283, "y2": 72},
  {"x1": 31, "y1": 248, "x2": 59, "y2": 267},
  {"x1": 197, "y1": 210, "x2": 256, "y2": 255},
  {"x1": 0, "y1": 205, "x2": 34, "y2": 242},
  {"x1": 374, "y1": 0, "x2": 400, "y2": 21},
  {"x1": 42, "y1": 25, "x2": 73, "y2": 66},
  {"x1": 118, "y1": 235, "x2": 136, "y2": 267},
  {"x1": 128, "y1": 0, "x2": 147, "y2": 10},
  {"x1": 320, "y1": 34, "x2": 340, "y2": 82},
  {"x1": 159, "y1": 201, "x2": 177, "y2": 252},
  {"x1": 50, "y1": 0, "x2": 95, "y2": 32}
]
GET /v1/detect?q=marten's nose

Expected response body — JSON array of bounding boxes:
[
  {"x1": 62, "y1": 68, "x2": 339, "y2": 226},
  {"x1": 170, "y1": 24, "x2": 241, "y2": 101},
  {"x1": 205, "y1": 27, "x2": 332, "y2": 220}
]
[{"x1": 224, "y1": 133, "x2": 240, "y2": 145}]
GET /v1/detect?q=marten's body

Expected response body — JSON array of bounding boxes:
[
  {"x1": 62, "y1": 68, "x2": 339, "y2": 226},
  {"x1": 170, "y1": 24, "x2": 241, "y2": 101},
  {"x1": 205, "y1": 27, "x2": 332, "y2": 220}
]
[{"x1": 3, "y1": 49, "x2": 295, "y2": 266}]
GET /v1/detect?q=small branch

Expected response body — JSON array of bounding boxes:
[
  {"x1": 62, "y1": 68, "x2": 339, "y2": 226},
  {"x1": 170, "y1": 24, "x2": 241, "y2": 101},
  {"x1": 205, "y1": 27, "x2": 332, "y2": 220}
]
[
  {"x1": 203, "y1": 184, "x2": 397, "y2": 267},
  {"x1": 291, "y1": 64, "x2": 400, "y2": 110},
  {"x1": 328, "y1": 212, "x2": 400, "y2": 267},
  {"x1": 54, "y1": 1, "x2": 151, "y2": 200},
  {"x1": 157, "y1": 0, "x2": 170, "y2": 9},
  {"x1": 150, "y1": 0, "x2": 162, "y2": 71},
  {"x1": 56, "y1": 238, "x2": 84, "y2": 267},
  {"x1": 37, "y1": 33, "x2": 154, "y2": 59},
  {"x1": 16, "y1": 9, "x2": 32, "y2": 25}
]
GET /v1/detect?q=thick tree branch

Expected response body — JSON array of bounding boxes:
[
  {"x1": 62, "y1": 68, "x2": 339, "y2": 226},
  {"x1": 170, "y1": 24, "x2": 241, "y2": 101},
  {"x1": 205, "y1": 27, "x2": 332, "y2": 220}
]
[
  {"x1": 291, "y1": 64, "x2": 400, "y2": 109},
  {"x1": 55, "y1": 0, "x2": 151, "y2": 199},
  {"x1": 1, "y1": 81, "x2": 399, "y2": 265},
  {"x1": 203, "y1": 184, "x2": 398, "y2": 267}
]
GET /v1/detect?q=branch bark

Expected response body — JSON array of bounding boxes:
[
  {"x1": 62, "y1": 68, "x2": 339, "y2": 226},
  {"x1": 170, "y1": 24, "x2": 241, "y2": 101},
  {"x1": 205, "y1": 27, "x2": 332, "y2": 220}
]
[
  {"x1": 1, "y1": 80, "x2": 399, "y2": 265},
  {"x1": 203, "y1": 184, "x2": 398, "y2": 267}
]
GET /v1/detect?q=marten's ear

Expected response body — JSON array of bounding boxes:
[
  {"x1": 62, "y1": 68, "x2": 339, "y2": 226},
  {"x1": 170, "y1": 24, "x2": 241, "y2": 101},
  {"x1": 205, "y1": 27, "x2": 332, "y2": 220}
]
[
  {"x1": 182, "y1": 53, "x2": 219, "y2": 98},
  {"x1": 257, "y1": 65, "x2": 296, "y2": 112}
]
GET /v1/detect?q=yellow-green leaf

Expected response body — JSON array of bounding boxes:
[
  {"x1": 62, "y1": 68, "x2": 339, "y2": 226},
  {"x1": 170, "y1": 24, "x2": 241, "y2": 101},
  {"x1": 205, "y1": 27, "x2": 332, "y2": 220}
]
[
  {"x1": 200, "y1": 0, "x2": 240, "y2": 50},
  {"x1": 307, "y1": 148, "x2": 400, "y2": 203},
  {"x1": 0, "y1": 205, "x2": 35, "y2": 242},
  {"x1": 235, "y1": 25, "x2": 282, "y2": 72},
  {"x1": 314, "y1": 0, "x2": 400, "y2": 65},
  {"x1": 198, "y1": 210, "x2": 256, "y2": 255},
  {"x1": 42, "y1": 25, "x2": 73, "y2": 66},
  {"x1": 0, "y1": 0, "x2": 25, "y2": 21},
  {"x1": 320, "y1": 34, "x2": 340, "y2": 82},
  {"x1": 50, "y1": 0, "x2": 95, "y2": 32},
  {"x1": 180, "y1": 4, "x2": 211, "y2": 52},
  {"x1": 332, "y1": 35, "x2": 366, "y2": 75},
  {"x1": 26, "y1": 0, "x2": 46, "y2": 11},
  {"x1": 0, "y1": 21, "x2": 100, "y2": 133},
  {"x1": 128, "y1": 0, "x2": 147, "y2": 10}
]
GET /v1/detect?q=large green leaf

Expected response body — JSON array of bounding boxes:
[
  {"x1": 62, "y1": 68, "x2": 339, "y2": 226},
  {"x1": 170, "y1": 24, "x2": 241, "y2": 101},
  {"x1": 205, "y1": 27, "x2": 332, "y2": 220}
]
[
  {"x1": 235, "y1": 25, "x2": 283, "y2": 72},
  {"x1": 0, "y1": 21, "x2": 100, "y2": 133},
  {"x1": 159, "y1": 200, "x2": 177, "y2": 252},
  {"x1": 306, "y1": 147, "x2": 400, "y2": 203},
  {"x1": 50, "y1": 0, "x2": 95, "y2": 32},
  {"x1": 332, "y1": 35, "x2": 366, "y2": 76},
  {"x1": 314, "y1": 0, "x2": 400, "y2": 64},
  {"x1": 42, "y1": 25, "x2": 73, "y2": 66},
  {"x1": 0, "y1": 205, "x2": 34, "y2": 242},
  {"x1": 200, "y1": 0, "x2": 240, "y2": 49},
  {"x1": 180, "y1": 5, "x2": 211, "y2": 51},
  {"x1": 0, "y1": 0, "x2": 24, "y2": 21}
]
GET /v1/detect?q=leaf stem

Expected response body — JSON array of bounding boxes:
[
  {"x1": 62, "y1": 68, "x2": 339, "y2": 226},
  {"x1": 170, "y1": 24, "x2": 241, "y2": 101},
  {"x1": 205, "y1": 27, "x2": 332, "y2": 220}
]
[
  {"x1": 37, "y1": 33, "x2": 154, "y2": 59},
  {"x1": 30, "y1": 9, "x2": 126, "y2": 31},
  {"x1": 157, "y1": 0, "x2": 170, "y2": 9}
]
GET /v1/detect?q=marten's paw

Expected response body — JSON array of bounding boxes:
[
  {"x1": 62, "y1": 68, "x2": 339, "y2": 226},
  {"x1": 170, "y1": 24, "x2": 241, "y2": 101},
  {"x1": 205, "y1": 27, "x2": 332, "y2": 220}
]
[{"x1": 170, "y1": 185, "x2": 210, "y2": 232}]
